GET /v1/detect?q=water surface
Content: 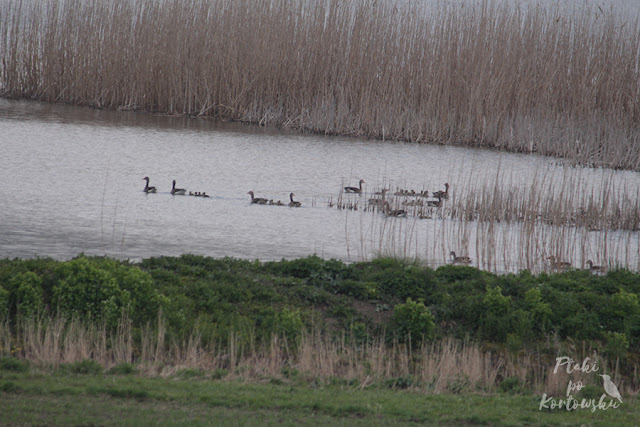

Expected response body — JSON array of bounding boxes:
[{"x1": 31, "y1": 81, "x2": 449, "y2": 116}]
[{"x1": 1, "y1": 99, "x2": 639, "y2": 271}]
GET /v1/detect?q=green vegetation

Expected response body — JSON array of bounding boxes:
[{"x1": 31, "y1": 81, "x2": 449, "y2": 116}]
[
  {"x1": 1, "y1": 254, "x2": 638, "y2": 353},
  {"x1": 0, "y1": 370, "x2": 638, "y2": 425},
  {"x1": 0, "y1": 254, "x2": 639, "y2": 423},
  {"x1": 0, "y1": 255, "x2": 638, "y2": 382}
]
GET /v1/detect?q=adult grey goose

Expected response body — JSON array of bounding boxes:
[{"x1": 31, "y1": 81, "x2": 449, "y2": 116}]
[
  {"x1": 171, "y1": 180, "x2": 186, "y2": 195},
  {"x1": 142, "y1": 177, "x2": 157, "y2": 193},
  {"x1": 344, "y1": 179, "x2": 365, "y2": 194},
  {"x1": 247, "y1": 191, "x2": 268, "y2": 204}
]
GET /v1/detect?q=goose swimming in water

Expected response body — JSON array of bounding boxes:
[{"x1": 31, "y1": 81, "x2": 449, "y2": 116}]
[
  {"x1": 433, "y1": 183, "x2": 449, "y2": 200},
  {"x1": 289, "y1": 193, "x2": 302, "y2": 207},
  {"x1": 142, "y1": 177, "x2": 157, "y2": 193},
  {"x1": 344, "y1": 179, "x2": 365, "y2": 194},
  {"x1": 426, "y1": 195, "x2": 442, "y2": 207},
  {"x1": 247, "y1": 191, "x2": 268, "y2": 204},
  {"x1": 383, "y1": 201, "x2": 407, "y2": 217},
  {"x1": 171, "y1": 180, "x2": 186, "y2": 195},
  {"x1": 450, "y1": 251, "x2": 472, "y2": 265}
]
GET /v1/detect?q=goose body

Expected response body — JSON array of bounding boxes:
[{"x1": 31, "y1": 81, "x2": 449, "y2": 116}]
[
  {"x1": 547, "y1": 256, "x2": 571, "y2": 270},
  {"x1": 426, "y1": 195, "x2": 443, "y2": 207},
  {"x1": 586, "y1": 259, "x2": 605, "y2": 273},
  {"x1": 142, "y1": 177, "x2": 157, "y2": 193},
  {"x1": 248, "y1": 191, "x2": 268, "y2": 204},
  {"x1": 383, "y1": 201, "x2": 407, "y2": 217},
  {"x1": 171, "y1": 180, "x2": 186, "y2": 195},
  {"x1": 433, "y1": 183, "x2": 450, "y2": 200},
  {"x1": 344, "y1": 179, "x2": 365, "y2": 194},
  {"x1": 289, "y1": 193, "x2": 302, "y2": 207},
  {"x1": 450, "y1": 251, "x2": 472, "y2": 265}
]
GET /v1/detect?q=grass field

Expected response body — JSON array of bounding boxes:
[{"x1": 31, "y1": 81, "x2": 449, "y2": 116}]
[{"x1": 0, "y1": 368, "x2": 638, "y2": 426}]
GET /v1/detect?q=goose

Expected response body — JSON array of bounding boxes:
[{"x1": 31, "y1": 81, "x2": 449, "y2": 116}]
[
  {"x1": 426, "y1": 195, "x2": 443, "y2": 207},
  {"x1": 171, "y1": 180, "x2": 186, "y2": 195},
  {"x1": 586, "y1": 260, "x2": 605, "y2": 273},
  {"x1": 202, "y1": 192, "x2": 210, "y2": 198},
  {"x1": 189, "y1": 191, "x2": 194, "y2": 196},
  {"x1": 450, "y1": 251, "x2": 472, "y2": 265},
  {"x1": 289, "y1": 193, "x2": 302, "y2": 207},
  {"x1": 247, "y1": 191, "x2": 268, "y2": 204},
  {"x1": 383, "y1": 201, "x2": 407, "y2": 217},
  {"x1": 433, "y1": 183, "x2": 449, "y2": 200},
  {"x1": 344, "y1": 179, "x2": 365, "y2": 194},
  {"x1": 547, "y1": 256, "x2": 571, "y2": 270},
  {"x1": 142, "y1": 177, "x2": 157, "y2": 193}
]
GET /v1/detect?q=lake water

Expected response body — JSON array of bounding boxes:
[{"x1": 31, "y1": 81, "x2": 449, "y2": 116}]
[{"x1": 2, "y1": 98, "x2": 639, "y2": 272}]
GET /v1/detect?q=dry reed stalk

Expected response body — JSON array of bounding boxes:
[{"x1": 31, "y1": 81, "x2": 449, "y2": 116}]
[
  {"x1": 4, "y1": 316, "x2": 639, "y2": 394},
  {"x1": 1, "y1": 0, "x2": 639, "y2": 169}
]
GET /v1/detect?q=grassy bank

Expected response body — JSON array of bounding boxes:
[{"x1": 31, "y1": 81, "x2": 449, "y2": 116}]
[
  {"x1": 1, "y1": 0, "x2": 640, "y2": 170},
  {"x1": 0, "y1": 364, "x2": 638, "y2": 425},
  {"x1": 1, "y1": 254, "x2": 639, "y2": 397}
]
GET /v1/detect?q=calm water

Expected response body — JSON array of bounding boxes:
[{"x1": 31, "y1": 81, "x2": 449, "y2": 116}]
[{"x1": 1, "y1": 98, "x2": 639, "y2": 271}]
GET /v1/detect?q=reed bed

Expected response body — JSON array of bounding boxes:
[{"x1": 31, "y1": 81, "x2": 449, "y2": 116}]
[
  {"x1": 336, "y1": 165, "x2": 640, "y2": 272},
  {"x1": 1, "y1": 0, "x2": 640, "y2": 170},
  {"x1": 1, "y1": 315, "x2": 635, "y2": 395}
]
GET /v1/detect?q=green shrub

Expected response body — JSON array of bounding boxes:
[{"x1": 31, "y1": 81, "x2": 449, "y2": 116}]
[
  {"x1": 52, "y1": 257, "x2": 162, "y2": 328},
  {"x1": 211, "y1": 368, "x2": 228, "y2": 380},
  {"x1": 578, "y1": 385, "x2": 603, "y2": 400},
  {"x1": 53, "y1": 258, "x2": 129, "y2": 327},
  {"x1": 604, "y1": 332, "x2": 629, "y2": 360},
  {"x1": 385, "y1": 375, "x2": 413, "y2": 389},
  {"x1": 175, "y1": 368, "x2": 205, "y2": 379},
  {"x1": 276, "y1": 308, "x2": 304, "y2": 339},
  {"x1": 10, "y1": 272, "x2": 43, "y2": 317},
  {"x1": 0, "y1": 381, "x2": 23, "y2": 393},
  {"x1": 107, "y1": 363, "x2": 137, "y2": 375},
  {"x1": 499, "y1": 376, "x2": 527, "y2": 394},
  {"x1": 0, "y1": 357, "x2": 28, "y2": 372},
  {"x1": 0, "y1": 286, "x2": 8, "y2": 319},
  {"x1": 64, "y1": 359, "x2": 103, "y2": 375},
  {"x1": 481, "y1": 286, "x2": 512, "y2": 342},
  {"x1": 392, "y1": 298, "x2": 436, "y2": 345}
]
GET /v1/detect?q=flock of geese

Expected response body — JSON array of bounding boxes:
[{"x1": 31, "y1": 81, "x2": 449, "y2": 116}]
[
  {"x1": 142, "y1": 176, "x2": 605, "y2": 272},
  {"x1": 142, "y1": 177, "x2": 302, "y2": 207}
]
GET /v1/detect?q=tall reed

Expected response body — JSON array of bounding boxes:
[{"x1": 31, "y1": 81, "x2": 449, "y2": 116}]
[
  {"x1": 2, "y1": 315, "x2": 635, "y2": 395},
  {"x1": 1, "y1": 0, "x2": 639, "y2": 169}
]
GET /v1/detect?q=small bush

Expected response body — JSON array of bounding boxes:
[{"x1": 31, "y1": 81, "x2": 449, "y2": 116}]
[
  {"x1": 0, "y1": 381, "x2": 23, "y2": 393},
  {"x1": 385, "y1": 375, "x2": 413, "y2": 389},
  {"x1": 66, "y1": 359, "x2": 103, "y2": 375},
  {"x1": 578, "y1": 385, "x2": 604, "y2": 400},
  {"x1": 392, "y1": 298, "x2": 436, "y2": 345},
  {"x1": 175, "y1": 368, "x2": 205, "y2": 379},
  {"x1": 105, "y1": 387, "x2": 149, "y2": 400},
  {"x1": 499, "y1": 376, "x2": 527, "y2": 394},
  {"x1": 0, "y1": 357, "x2": 28, "y2": 373},
  {"x1": 107, "y1": 363, "x2": 137, "y2": 375},
  {"x1": 211, "y1": 368, "x2": 228, "y2": 380}
]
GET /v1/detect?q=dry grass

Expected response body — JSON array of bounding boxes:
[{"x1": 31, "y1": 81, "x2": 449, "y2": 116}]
[
  {"x1": 2, "y1": 315, "x2": 636, "y2": 395},
  {"x1": 1, "y1": 0, "x2": 639, "y2": 169}
]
